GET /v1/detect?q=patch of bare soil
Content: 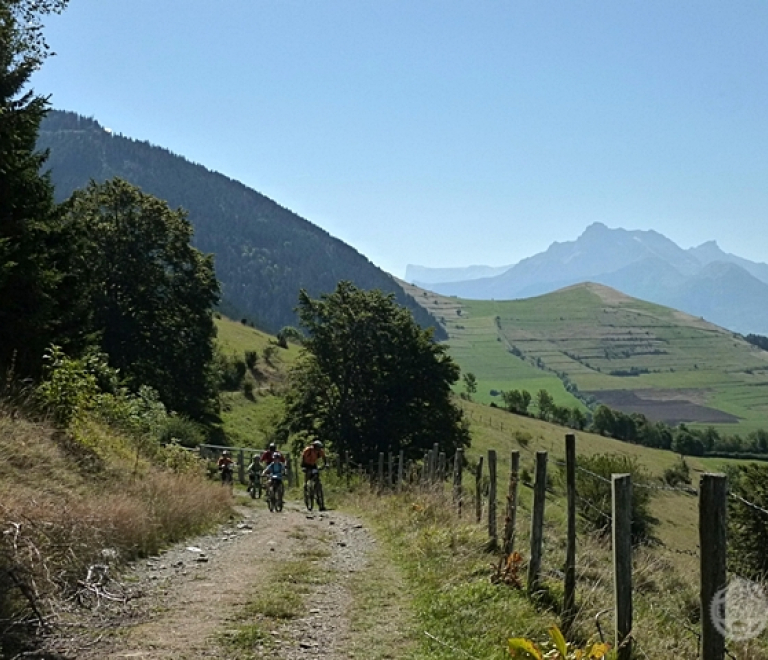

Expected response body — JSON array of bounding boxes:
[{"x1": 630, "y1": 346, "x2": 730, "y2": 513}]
[
  {"x1": 588, "y1": 389, "x2": 740, "y2": 425},
  {"x1": 39, "y1": 494, "x2": 396, "y2": 660}
]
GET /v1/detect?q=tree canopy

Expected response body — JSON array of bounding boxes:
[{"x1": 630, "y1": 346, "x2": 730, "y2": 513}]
[
  {"x1": 60, "y1": 178, "x2": 220, "y2": 421},
  {"x1": 0, "y1": 0, "x2": 69, "y2": 376},
  {"x1": 280, "y1": 281, "x2": 470, "y2": 464}
]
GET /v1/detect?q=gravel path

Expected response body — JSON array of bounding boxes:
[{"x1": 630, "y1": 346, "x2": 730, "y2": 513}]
[
  {"x1": 42, "y1": 493, "x2": 392, "y2": 660},
  {"x1": 268, "y1": 512, "x2": 376, "y2": 660}
]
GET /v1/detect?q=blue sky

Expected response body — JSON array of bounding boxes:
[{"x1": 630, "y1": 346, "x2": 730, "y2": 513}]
[{"x1": 31, "y1": 1, "x2": 768, "y2": 278}]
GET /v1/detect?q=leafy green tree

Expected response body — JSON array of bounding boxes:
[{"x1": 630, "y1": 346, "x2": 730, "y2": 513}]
[
  {"x1": 671, "y1": 426, "x2": 705, "y2": 456},
  {"x1": 551, "y1": 404, "x2": 571, "y2": 426},
  {"x1": 502, "y1": 388, "x2": 531, "y2": 415},
  {"x1": 728, "y1": 464, "x2": 768, "y2": 579},
  {"x1": 591, "y1": 404, "x2": 616, "y2": 436},
  {"x1": 280, "y1": 281, "x2": 470, "y2": 465},
  {"x1": 535, "y1": 389, "x2": 554, "y2": 421},
  {"x1": 700, "y1": 426, "x2": 721, "y2": 453},
  {"x1": 60, "y1": 178, "x2": 220, "y2": 421},
  {"x1": 0, "y1": 0, "x2": 70, "y2": 377},
  {"x1": 568, "y1": 406, "x2": 587, "y2": 430},
  {"x1": 462, "y1": 372, "x2": 477, "y2": 398}
]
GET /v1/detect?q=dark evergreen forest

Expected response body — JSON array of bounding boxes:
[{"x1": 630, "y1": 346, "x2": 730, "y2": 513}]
[{"x1": 37, "y1": 110, "x2": 446, "y2": 338}]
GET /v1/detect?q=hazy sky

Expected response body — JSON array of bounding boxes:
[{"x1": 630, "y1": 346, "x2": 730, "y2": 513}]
[{"x1": 31, "y1": 1, "x2": 768, "y2": 278}]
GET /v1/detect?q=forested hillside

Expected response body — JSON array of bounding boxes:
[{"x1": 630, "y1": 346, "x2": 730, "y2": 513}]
[{"x1": 37, "y1": 110, "x2": 445, "y2": 337}]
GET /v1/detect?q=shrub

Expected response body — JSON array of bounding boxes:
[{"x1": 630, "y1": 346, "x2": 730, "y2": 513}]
[
  {"x1": 263, "y1": 345, "x2": 277, "y2": 365},
  {"x1": 37, "y1": 346, "x2": 100, "y2": 428},
  {"x1": 574, "y1": 454, "x2": 656, "y2": 544},
  {"x1": 728, "y1": 464, "x2": 768, "y2": 579},
  {"x1": 158, "y1": 415, "x2": 206, "y2": 448},
  {"x1": 520, "y1": 467, "x2": 532, "y2": 486},
  {"x1": 244, "y1": 350, "x2": 259, "y2": 370},
  {"x1": 514, "y1": 430, "x2": 531, "y2": 448},
  {"x1": 243, "y1": 380, "x2": 255, "y2": 400},
  {"x1": 217, "y1": 353, "x2": 247, "y2": 390},
  {"x1": 663, "y1": 456, "x2": 691, "y2": 487}
]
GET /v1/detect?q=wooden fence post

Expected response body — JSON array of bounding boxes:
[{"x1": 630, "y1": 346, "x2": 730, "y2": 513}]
[
  {"x1": 475, "y1": 456, "x2": 484, "y2": 524},
  {"x1": 453, "y1": 448, "x2": 464, "y2": 517},
  {"x1": 438, "y1": 452, "x2": 446, "y2": 483},
  {"x1": 612, "y1": 474, "x2": 633, "y2": 660},
  {"x1": 388, "y1": 452, "x2": 394, "y2": 489},
  {"x1": 344, "y1": 451, "x2": 350, "y2": 487},
  {"x1": 286, "y1": 455, "x2": 294, "y2": 488},
  {"x1": 700, "y1": 473, "x2": 728, "y2": 660},
  {"x1": 422, "y1": 452, "x2": 430, "y2": 488},
  {"x1": 503, "y1": 450, "x2": 520, "y2": 555},
  {"x1": 238, "y1": 449, "x2": 245, "y2": 484},
  {"x1": 527, "y1": 451, "x2": 548, "y2": 596},
  {"x1": 488, "y1": 450, "x2": 498, "y2": 549},
  {"x1": 563, "y1": 434, "x2": 577, "y2": 634},
  {"x1": 378, "y1": 452, "x2": 385, "y2": 492},
  {"x1": 398, "y1": 450, "x2": 405, "y2": 492},
  {"x1": 431, "y1": 443, "x2": 439, "y2": 482}
]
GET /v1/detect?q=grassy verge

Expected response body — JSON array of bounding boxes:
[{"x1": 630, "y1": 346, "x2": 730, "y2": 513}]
[
  {"x1": 345, "y1": 542, "x2": 418, "y2": 659},
  {"x1": 339, "y1": 480, "x2": 768, "y2": 660}
]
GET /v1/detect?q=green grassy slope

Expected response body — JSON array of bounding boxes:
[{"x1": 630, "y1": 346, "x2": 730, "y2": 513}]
[
  {"x1": 401, "y1": 281, "x2": 768, "y2": 433},
  {"x1": 214, "y1": 316, "x2": 299, "y2": 448}
]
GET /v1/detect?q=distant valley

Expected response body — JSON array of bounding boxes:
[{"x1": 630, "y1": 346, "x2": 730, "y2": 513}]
[
  {"x1": 402, "y1": 279, "x2": 768, "y2": 434},
  {"x1": 406, "y1": 222, "x2": 768, "y2": 336}
]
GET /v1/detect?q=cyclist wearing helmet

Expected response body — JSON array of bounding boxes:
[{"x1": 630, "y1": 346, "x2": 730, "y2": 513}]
[
  {"x1": 260, "y1": 442, "x2": 285, "y2": 466},
  {"x1": 262, "y1": 451, "x2": 287, "y2": 481},
  {"x1": 301, "y1": 441, "x2": 328, "y2": 510},
  {"x1": 246, "y1": 453, "x2": 260, "y2": 495},
  {"x1": 301, "y1": 440, "x2": 327, "y2": 477},
  {"x1": 217, "y1": 450, "x2": 234, "y2": 485}
]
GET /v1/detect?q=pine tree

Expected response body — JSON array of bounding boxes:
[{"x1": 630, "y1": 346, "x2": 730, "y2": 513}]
[{"x1": 0, "y1": 2, "x2": 67, "y2": 377}]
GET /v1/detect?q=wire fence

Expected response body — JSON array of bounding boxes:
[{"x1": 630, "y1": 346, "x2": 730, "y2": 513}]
[{"x1": 354, "y1": 434, "x2": 768, "y2": 660}]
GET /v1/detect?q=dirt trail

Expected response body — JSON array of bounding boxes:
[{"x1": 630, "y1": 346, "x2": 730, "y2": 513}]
[{"x1": 45, "y1": 493, "x2": 400, "y2": 660}]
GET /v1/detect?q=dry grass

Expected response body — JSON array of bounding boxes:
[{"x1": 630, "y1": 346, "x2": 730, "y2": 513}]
[{"x1": 0, "y1": 405, "x2": 232, "y2": 656}]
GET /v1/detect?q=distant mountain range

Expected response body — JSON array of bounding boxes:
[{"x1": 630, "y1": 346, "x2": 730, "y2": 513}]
[
  {"x1": 37, "y1": 110, "x2": 445, "y2": 338},
  {"x1": 406, "y1": 222, "x2": 768, "y2": 335}
]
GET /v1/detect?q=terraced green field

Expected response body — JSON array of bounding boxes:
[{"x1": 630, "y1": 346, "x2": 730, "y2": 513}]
[{"x1": 402, "y1": 281, "x2": 768, "y2": 434}]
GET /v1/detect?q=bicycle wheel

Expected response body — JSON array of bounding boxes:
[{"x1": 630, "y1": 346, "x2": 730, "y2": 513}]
[
  {"x1": 267, "y1": 485, "x2": 275, "y2": 512},
  {"x1": 249, "y1": 478, "x2": 256, "y2": 499},
  {"x1": 316, "y1": 481, "x2": 325, "y2": 510},
  {"x1": 304, "y1": 482, "x2": 314, "y2": 511},
  {"x1": 276, "y1": 482, "x2": 284, "y2": 512}
]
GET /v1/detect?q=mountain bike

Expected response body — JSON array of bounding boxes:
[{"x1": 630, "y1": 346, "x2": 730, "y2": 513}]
[
  {"x1": 266, "y1": 477, "x2": 284, "y2": 512},
  {"x1": 247, "y1": 471, "x2": 262, "y2": 499},
  {"x1": 219, "y1": 464, "x2": 234, "y2": 494},
  {"x1": 303, "y1": 466, "x2": 325, "y2": 512}
]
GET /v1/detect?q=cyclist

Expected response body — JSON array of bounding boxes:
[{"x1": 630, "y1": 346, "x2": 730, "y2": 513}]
[
  {"x1": 262, "y1": 451, "x2": 286, "y2": 508},
  {"x1": 217, "y1": 450, "x2": 234, "y2": 485},
  {"x1": 262, "y1": 451, "x2": 286, "y2": 482},
  {"x1": 246, "y1": 453, "x2": 260, "y2": 495},
  {"x1": 260, "y1": 442, "x2": 285, "y2": 466},
  {"x1": 301, "y1": 440, "x2": 328, "y2": 509},
  {"x1": 301, "y1": 440, "x2": 327, "y2": 478}
]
